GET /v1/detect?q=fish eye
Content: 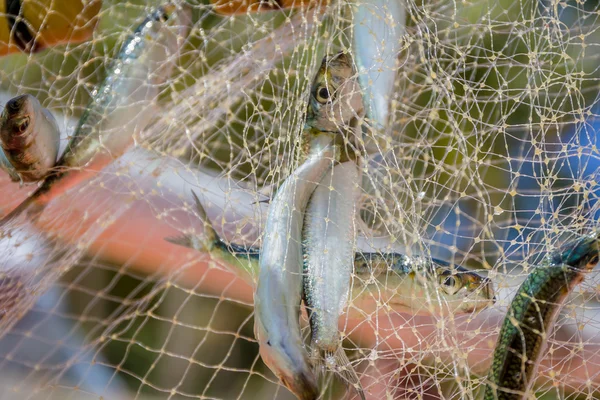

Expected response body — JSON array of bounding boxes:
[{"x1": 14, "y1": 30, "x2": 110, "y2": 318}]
[
  {"x1": 439, "y1": 274, "x2": 461, "y2": 295},
  {"x1": 16, "y1": 117, "x2": 29, "y2": 133},
  {"x1": 266, "y1": 340, "x2": 272, "y2": 347},
  {"x1": 588, "y1": 254, "x2": 599, "y2": 267},
  {"x1": 315, "y1": 86, "x2": 331, "y2": 104}
]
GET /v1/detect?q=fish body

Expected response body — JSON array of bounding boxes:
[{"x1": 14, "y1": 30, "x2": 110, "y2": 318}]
[
  {"x1": 0, "y1": 94, "x2": 60, "y2": 183},
  {"x1": 303, "y1": 52, "x2": 365, "y2": 398},
  {"x1": 302, "y1": 161, "x2": 363, "y2": 397},
  {"x1": 254, "y1": 133, "x2": 338, "y2": 400},
  {"x1": 2, "y1": 4, "x2": 191, "y2": 221},
  {"x1": 167, "y1": 219, "x2": 496, "y2": 316},
  {"x1": 303, "y1": 162, "x2": 359, "y2": 353},
  {"x1": 483, "y1": 234, "x2": 600, "y2": 400},
  {"x1": 352, "y1": 0, "x2": 404, "y2": 129}
]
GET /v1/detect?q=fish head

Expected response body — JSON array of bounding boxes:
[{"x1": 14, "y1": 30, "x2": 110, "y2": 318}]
[
  {"x1": 254, "y1": 314, "x2": 319, "y2": 399},
  {"x1": 554, "y1": 234, "x2": 600, "y2": 271},
  {"x1": 430, "y1": 260, "x2": 496, "y2": 313},
  {"x1": 143, "y1": 3, "x2": 192, "y2": 87},
  {"x1": 403, "y1": 258, "x2": 496, "y2": 315},
  {"x1": 0, "y1": 94, "x2": 39, "y2": 147},
  {"x1": 305, "y1": 52, "x2": 364, "y2": 133}
]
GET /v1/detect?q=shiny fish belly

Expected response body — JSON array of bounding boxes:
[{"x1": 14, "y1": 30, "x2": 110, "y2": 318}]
[
  {"x1": 303, "y1": 161, "x2": 359, "y2": 352},
  {"x1": 352, "y1": 0, "x2": 404, "y2": 129},
  {"x1": 483, "y1": 234, "x2": 599, "y2": 400},
  {"x1": 254, "y1": 134, "x2": 338, "y2": 400},
  {"x1": 0, "y1": 94, "x2": 60, "y2": 183},
  {"x1": 1, "y1": 4, "x2": 190, "y2": 222}
]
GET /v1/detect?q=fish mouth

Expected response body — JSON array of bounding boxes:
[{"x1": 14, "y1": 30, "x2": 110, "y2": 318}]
[
  {"x1": 4, "y1": 94, "x2": 33, "y2": 117},
  {"x1": 279, "y1": 369, "x2": 319, "y2": 400}
]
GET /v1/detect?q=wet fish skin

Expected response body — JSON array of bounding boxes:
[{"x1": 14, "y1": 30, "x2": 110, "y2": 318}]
[
  {"x1": 166, "y1": 201, "x2": 497, "y2": 317},
  {"x1": 302, "y1": 161, "x2": 364, "y2": 399},
  {"x1": 1, "y1": 3, "x2": 191, "y2": 221},
  {"x1": 352, "y1": 0, "x2": 404, "y2": 129},
  {"x1": 0, "y1": 94, "x2": 60, "y2": 183},
  {"x1": 255, "y1": 133, "x2": 338, "y2": 400},
  {"x1": 483, "y1": 234, "x2": 599, "y2": 400}
]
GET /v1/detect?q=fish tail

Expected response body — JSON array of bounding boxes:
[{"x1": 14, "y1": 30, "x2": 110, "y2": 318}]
[
  {"x1": 163, "y1": 190, "x2": 218, "y2": 252},
  {"x1": 190, "y1": 190, "x2": 219, "y2": 245},
  {"x1": 322, "y1": 347, "x2": 365, "y2": 400}
]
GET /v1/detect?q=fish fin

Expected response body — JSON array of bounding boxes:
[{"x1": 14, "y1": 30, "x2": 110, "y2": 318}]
[
  {"x1": 251, "y1": 197, "x2": 270, "y2": 205},
  {"x1": 1, "y1": 195, "x2": 44, "y2": 225},
  {"x1": 163, "y1": 190, "x2": 219, "y2": 252},
  {"x1": 328, "y1": 347, "x2": 365, "y2": 400},
  {"x1": 164, "y1": 234, "x2": 197, "y2": 249},
  {"x1": 190, "y1": 189, "x2": 222, "y2": 247}
]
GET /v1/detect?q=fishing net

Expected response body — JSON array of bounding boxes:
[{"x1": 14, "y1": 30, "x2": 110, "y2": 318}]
[{"x1": 0, "y1": 0, "x2": 599, "y2": 399}]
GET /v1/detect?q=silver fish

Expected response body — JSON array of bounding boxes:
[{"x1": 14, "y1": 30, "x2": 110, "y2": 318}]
[
  {"x1": 352, "y1": 0, "x2": 404, "y2": 129},
  {"x1": 165, "y1": 193, "x2": 496, "y2": 317},
  {"x1": 254, "y1": 133, "x2": 338, "y2": 400},
  {"x1": 304, "y1": 52, "x2": 366, "y2": 398},
  {"x1": 2, "y1": 3, "x2": 191, "y2": 221},
  {"x1": 0, "y1": 94, "x2": 60, "y2": 183},
  {"x1": 303, "y1": 161, "x2": 363, "y2": 397}
]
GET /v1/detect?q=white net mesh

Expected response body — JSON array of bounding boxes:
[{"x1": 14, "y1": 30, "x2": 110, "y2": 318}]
[{"x1": 0, "y1": 0, "x2": 599, "y2": 399}]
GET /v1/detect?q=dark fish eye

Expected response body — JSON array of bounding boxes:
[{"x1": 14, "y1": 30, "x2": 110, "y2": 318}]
[
  {"x1": 589, "y1": 254, "x2": 599, "y2": 266},
  {"x1": 16, "y1": 118, "x2": 29, "y2": 133},
  {"x1": 443, "y1": 276, "x2": 456, "y2": 287},
  {"x1": 316, "y1": 86, "x2": 330, "y2": 104},
  {"x1": 266, "y1": 340, "x2": 272, "y2": 347},
  {"x1": 438, "y1": 273, "x2": 461, "y2": 295}
]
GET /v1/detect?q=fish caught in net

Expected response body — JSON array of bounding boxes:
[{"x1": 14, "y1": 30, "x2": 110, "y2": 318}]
[{"x1": 0, "y1": 0, "x2": 599, "y2": 399}]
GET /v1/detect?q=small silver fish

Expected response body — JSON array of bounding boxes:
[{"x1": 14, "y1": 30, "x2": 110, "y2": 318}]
[
  {"x1": 352, "y1": 0, "x2": 404, "y2": 129},
  {"x1": 303, "y1": 161, "x2": 363, "y2": 398},
  {"x1": 0, "y1": 94, "x2": 60, "y2": 183},
  {"x1": 304, "y1": 52, "x2": 366, "y2": 398},
  {"x1": 165, "y1": 193, "x2": 496, "y2": 317},
  {"x1": 2, "y1": 3, "x2": 191, "y2": 221},
  {"x1": 255, "y1": 133, "x2": 338, "y2": 400}
]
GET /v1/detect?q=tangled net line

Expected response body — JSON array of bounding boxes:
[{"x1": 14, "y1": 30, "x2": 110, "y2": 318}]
[{"x1": 0, "y1": 0, "x2": 599, "y2": 399}]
